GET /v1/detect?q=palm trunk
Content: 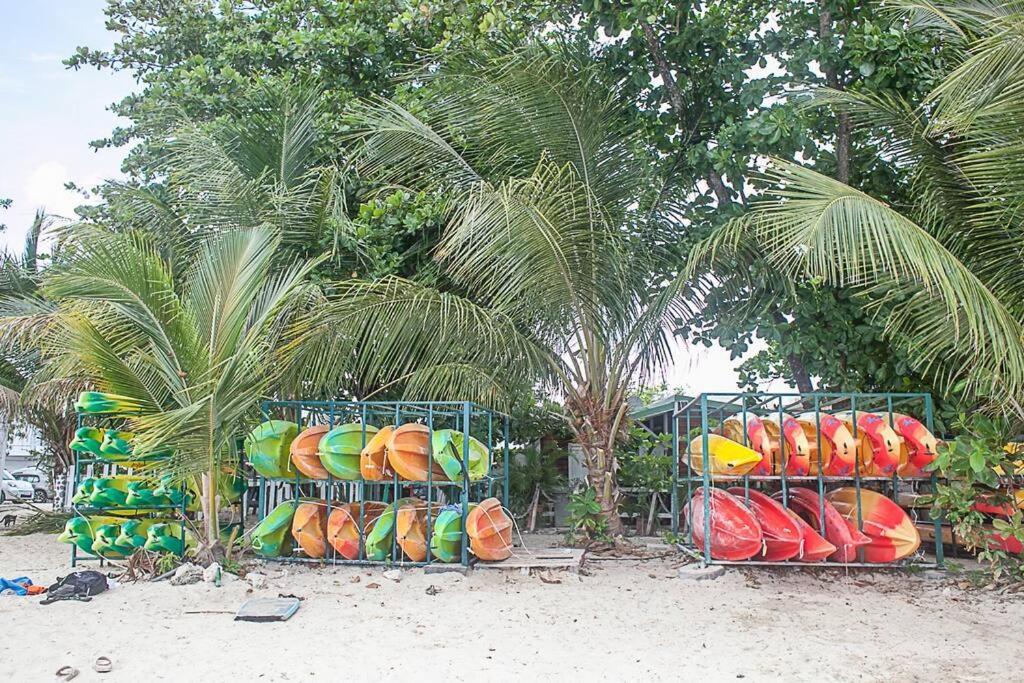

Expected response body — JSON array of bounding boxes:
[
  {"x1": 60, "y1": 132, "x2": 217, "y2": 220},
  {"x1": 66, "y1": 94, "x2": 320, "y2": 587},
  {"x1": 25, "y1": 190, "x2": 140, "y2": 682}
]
[
  {"x1": 578, "y1": 432, "x2": 626, "y2": 537},
  {"x1": 201, "y1": 472, "x2": 219, "y2": 549}
]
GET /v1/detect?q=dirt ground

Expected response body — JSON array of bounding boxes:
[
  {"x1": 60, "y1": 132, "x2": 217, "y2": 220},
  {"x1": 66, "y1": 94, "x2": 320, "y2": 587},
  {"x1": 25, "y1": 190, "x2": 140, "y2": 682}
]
[{"x1": 1, "y1": 526, "x2": 1021, "y2": 682}]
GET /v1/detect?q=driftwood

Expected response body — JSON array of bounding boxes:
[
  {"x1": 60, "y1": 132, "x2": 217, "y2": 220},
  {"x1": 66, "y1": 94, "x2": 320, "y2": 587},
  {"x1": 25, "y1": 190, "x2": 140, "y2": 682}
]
[{"x1": 528, "y1": 485, "x2": 541, "y2": 532}]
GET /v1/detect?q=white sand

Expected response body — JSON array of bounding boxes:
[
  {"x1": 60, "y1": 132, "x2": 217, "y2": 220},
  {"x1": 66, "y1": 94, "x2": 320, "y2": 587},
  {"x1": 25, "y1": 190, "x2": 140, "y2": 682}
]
[{"x1": 1, "y1": 531, "x2": 1021, "y2": 682}]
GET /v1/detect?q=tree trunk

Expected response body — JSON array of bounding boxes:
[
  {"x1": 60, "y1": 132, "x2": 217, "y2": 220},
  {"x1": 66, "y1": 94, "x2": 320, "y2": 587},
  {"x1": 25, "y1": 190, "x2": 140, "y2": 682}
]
[
  {"x1": 771, "y1": 309, "x2": 814, "y2": 393},
  {"x1": 201, "y1": 472, "x2": 219, "y2": 550},
  {"x1": 580, "y1": 440, "x2": 626, "y2": 537},
  {"x1": 818, "y1": 0, "x2": 850, "y2": 184}
]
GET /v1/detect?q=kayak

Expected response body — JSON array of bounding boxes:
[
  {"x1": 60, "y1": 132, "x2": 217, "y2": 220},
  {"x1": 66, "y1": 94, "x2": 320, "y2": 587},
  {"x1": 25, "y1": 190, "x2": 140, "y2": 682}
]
[
  {"x1": 360, "y1": 426, "x2": 395, "y2": 480},
  {"x1": 396, "y1": 499, "x2": 443, "y2": 561},
  {"x1": 364, "y1": 497, "x2": 417, "y2": 561},
  {"x1": 90, "y1": 476, "x2": 148, "y2": 508},
  {"x1": 973, "y1": 489, "x2": 1024, "y2": 516},
  {"x1": 763, "y1": 415, "x2": 811, "y2": 476},
  {"x1": 245, "y1": 420, "x2": 298, "y2": 479},
  {"x1": 291, "y1": 501, "x2": 330, "y2": 558},
  {"x1": 319, "y1": 423, "x2": 379, "y2": 480},
  {"x1": 58, "y1": 516, "x2": 148, "y2": 558},
  {"x1": 720, "y1": 416, "x2": 774, "y2": 475},
  {"x1": 466, "y1": 497, "x2": 513, "y2": 561},
  {"x1": 891, "y1": 413, "x2": 939, "y2": 477},
  {"x1": 431, "y1": 429, "x2": 489, "y2": 483},
  {"x1": 827, "y1": 488, "x2": 921, "y2": 562},
  {"x1": 92, "y1": 522, "x2": 139, "y2": 558},
  {"x1": 69, "y1": 426, "x2": 104, "y2": 456},
  {"x1": 430, "y1": 505, "x2": 466, "y2": 563},
  {"x1": 685, "y1": 487, "x2": 763, "y2": 561},
  {"x1": 776, "y1": 487, "x2": 870, "y2": 562},
  {"x1": 74, "y1": 391, "x2": 143, "y2": 415},
  {"x1": 251, "y1": 500, "x2": 298, "y2": 558},
  {"x1": 784, "y1": 508, "x2": 836, "y2": 562},
  {"x1": 796, "y1": 413, "x2": 857, "y2": 476},
  {"x1": 836, "y1": 412, "x2": 901, "y2": 476},
  {"x1": 291, "y1": 424, "x2": 330, "y2": 480},
  {"x1": 686, "y1": 434, "x2": 762, "y2": 477},
  {"x1": 388, "y1": 424, "x2": 448, "y2": 482},
  {"x1": 144, "y1": 522, "x2": 196, "y2": 555},
  {"x1": 327, "y1": 502, "x2": 387, "y2": 560},
  {"x1": 726, "y1": 488, "x2": 801, "y2": 561}
]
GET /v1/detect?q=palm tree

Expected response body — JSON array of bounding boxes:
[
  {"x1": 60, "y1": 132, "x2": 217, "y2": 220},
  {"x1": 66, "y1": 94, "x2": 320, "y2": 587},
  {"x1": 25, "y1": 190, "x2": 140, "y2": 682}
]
[
  {"x1": 690, "y1": 0, "x2": 1024, "y2": 419},
  {"x1": 288, "y1": 47, "x2": 698, "y2": 535}
]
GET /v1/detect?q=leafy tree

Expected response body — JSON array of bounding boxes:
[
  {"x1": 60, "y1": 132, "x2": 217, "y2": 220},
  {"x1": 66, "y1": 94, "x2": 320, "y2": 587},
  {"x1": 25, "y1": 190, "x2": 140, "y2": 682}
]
[
  {"x1": 692, "y1": 0, "x2": 1024, "y2": 419},
  {"x1": 288, "y1": 46, "x2": 701, "y2": 535}
]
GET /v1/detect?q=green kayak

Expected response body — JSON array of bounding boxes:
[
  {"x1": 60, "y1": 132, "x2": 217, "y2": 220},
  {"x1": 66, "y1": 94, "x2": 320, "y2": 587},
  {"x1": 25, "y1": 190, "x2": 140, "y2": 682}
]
[
  {"x1": 92, "y1": 523, "x2": 136, "y2": 558},
  {"x1": 430, "y1": 505, "x2": 468, "y2": 563},
  {"x1": 72, "y1": 478, "x2": 97, "y2": 505},
  {"x1": 245, "y1": 420, "x2": 299, "y2": 479},
  {"x1": 125, "y1": 479, "x2": 176, "y2": 507},
  {"x1": 90, "y1": 476, "x2": 147, "y2": 508},
  {"x1": 74, "y1": 391, "x2": 143, "y2": 415},
  {"x1": 114, "y1": 519, "x2": 151, "y2": 551},
  {"x1": 69, "y1": 427, "x2": 104, "y2": 457},
  {"x1": 251, "y1": 500, "x2": 298, "y2": 557},
  {"x1": 57, "y1": 517, "x2": 98, "y2": 555},
  {"x1": 143, "y1": 522, "x2": 194, "y2": 555},
  {"x1": 364, "y1": 497, "x2": 415, "y2": 561},
  {"x1": 431, "y1": 429, "x2": 489, "y2": 483},
  {"x1": 318, "y1": 423, "x2": 378, "y2": 480}
]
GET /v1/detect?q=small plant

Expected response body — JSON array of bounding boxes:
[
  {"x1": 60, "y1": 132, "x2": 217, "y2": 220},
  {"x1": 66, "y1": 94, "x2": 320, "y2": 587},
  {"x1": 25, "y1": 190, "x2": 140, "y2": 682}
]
[
  {"x1": 154, "y1": 551, "x2": 180, "y2": 575},
  {"x1": 564, "y1": 487, "x2": 609, "y2": 544},
  {"x1": 930, "y1": 414, "x2": 1024, "y2": 583}
]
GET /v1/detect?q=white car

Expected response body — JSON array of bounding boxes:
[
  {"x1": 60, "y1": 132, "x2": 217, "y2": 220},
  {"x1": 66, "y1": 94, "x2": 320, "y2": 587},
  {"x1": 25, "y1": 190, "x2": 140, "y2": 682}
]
[
  {"x1": 12, "y1": 468, "x2": 52, "y2": 502},
  {"x1": 1, "y1": 469, "x2": 34, "y2": 503}
]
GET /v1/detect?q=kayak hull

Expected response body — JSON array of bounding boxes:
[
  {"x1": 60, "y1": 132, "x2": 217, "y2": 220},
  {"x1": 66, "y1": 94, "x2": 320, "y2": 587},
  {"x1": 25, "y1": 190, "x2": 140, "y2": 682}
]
[
  {"x1": 327, "y1": 502, "x2": 387, "y2": 559},
  {"x1": 727, "y1": 488, "x2": 801, "y2": 561},
  {"x1": 466, "y1": 498, "x2": 513, "y2": 561},
  {"x1": 827, "y1": 488, "x2": 920, "y2": 563},
  {"x1": 319, "y1": 423, "x2": 379, "y2": 480},
  {"x1": 388, "y1": 424, "x2": 448, "y2": 482},
  {"x1": 776, "y1": 487, "x2": 870, "y2": 563},
  {"x1": 721, "y1": 417, "x2": 774, "y2": 475},
  {"x1": 245, "y1": 420, "x2": 298, "y2": 479},
  {"x1": 687, "y1": 434, "x2": 762, "y2": 477},
  {"x1": 291, "y1": 425, "x2": 330, "y2": 480},
  {"x1": 360, "y1": 426, "x2": 395, "y2": 480},
  {"x1": 685, "y1": 488, "x2": 763, "y2": 561},
  {"x1": 292, "y1": 501, "x2": 329, "y2": 559}
]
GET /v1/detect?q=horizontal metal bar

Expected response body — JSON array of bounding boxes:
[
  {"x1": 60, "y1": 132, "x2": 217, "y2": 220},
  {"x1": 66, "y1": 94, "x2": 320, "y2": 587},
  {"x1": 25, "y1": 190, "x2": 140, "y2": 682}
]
[{"x1": 702, "y1": 560, "x2": 942, "y2": 569}]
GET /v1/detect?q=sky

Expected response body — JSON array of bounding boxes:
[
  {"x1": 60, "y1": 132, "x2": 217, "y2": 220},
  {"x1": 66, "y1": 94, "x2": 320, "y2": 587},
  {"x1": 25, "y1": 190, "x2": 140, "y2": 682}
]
[{"x1": 0, "y1": 1, "x2": 782, "y2": 400}]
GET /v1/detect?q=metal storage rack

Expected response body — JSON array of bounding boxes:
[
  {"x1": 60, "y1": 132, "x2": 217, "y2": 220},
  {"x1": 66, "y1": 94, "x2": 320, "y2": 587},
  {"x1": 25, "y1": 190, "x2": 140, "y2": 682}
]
[
  {"x1": 255, "y1": 399, "x2": 510, "y2": 567},
  {"x1": 671, "y1": 392, "x2": 945, "y2": 568}
]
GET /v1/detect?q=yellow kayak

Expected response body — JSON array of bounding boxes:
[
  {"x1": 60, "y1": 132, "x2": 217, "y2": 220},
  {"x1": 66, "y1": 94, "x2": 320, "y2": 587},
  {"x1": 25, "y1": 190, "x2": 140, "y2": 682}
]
[{"x1": 687, "y1": 434, "x2": 762, "y2": 477}]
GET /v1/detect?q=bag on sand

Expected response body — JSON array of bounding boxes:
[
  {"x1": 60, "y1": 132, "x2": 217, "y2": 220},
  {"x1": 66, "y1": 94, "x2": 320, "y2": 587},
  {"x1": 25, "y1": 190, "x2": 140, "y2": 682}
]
[{"x1": 40, "y1": 571, "x2": 109, "y2": 605}]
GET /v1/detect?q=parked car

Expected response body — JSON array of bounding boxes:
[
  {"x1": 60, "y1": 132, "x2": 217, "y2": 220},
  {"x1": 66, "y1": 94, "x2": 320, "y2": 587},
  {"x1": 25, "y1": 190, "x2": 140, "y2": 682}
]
[
  {"x1": 12, "y1": 468, "x2": 51, "y2": 502},
  {"x1": 1, "y1": 470, "x2": 34, "y2": 504}
]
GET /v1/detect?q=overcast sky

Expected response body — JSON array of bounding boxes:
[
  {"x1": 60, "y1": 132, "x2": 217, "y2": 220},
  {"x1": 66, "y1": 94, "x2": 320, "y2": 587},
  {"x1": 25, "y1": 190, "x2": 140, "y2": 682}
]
[{"x1": 0, "y1": 1, "x2": 784, "y2": 399}]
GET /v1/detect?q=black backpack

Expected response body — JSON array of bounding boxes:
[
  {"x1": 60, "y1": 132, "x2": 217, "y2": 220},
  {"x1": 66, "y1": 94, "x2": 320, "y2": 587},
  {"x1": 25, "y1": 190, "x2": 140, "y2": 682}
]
[{"x1": 40, "y1": 570, "x2": 110, "y2": 605}]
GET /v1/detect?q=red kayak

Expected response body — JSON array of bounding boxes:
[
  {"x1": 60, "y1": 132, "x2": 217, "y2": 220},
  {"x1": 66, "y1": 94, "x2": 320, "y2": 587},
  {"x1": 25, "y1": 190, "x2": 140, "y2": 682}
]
[
  {"x1": 776, "y1": 487, "x2": 870, "y2": 563},
  {"x1": 727, "y1": 488, "x2": 801, "y2": 561},
  {"x1": 891, "y1": 413, "x2": 938, "y2": 477},
  {"x1": 784, "y1": 508, "x2": 837, "y2": 562},
  {"x1": 827, "y1": 488, "x2": 920, "y2": 563},
  {"x1": 686, "y1": 488, "x2": 763, "y2": 561}
]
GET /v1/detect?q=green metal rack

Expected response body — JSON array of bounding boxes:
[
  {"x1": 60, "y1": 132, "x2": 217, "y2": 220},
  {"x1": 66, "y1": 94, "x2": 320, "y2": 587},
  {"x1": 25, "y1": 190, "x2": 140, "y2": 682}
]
[
  {"x1": 255, "y1": 399, "x2": 510, "y2": 568},
  {"x1": 671, "y1": 391, "x2": 945, "y2": 568}
]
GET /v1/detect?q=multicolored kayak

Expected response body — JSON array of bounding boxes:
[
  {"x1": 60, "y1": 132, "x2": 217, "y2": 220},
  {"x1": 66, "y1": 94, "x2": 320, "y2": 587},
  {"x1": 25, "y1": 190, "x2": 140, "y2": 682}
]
[
  {"x1": 777, "y1": 487, "x2": 869, "y2": 562},
  {"x1": 720, "y1": 417, "x2": 774, "y2": 475},
  {"x1": 290, "y1": 424, "x2": 330, "y2": 480},
  {"x1": 291, "y1": 501, "x2": 329, "y2": 558},
  {"x1": 431, "y1": 429, "x2": 488, "y2": 483},
  {"x1": 364, "y1": 497, "x2": 417, "y2": 561},
  {"x1": 245, "y1": 420, "x2": 298, "y2": 479},
  {"x1": 74, "y1": 391, "x2": 144, "y2": 415},
  {"x1": 430, "y1": 505, "x2": 465, "y2": 563},
  {"x1": 973, "y1": 489, "x2": 1024, "y2": 516},
  {"x1": 396, "y1": 499, "x2": 443, "y2": 561},
  {"x1": 836, "y1": 412, "x2": 901, "y2": 476},
  {"x1": 466, "y1": 497, "x2": 513, "y2": 561},
  {"x1": 727, "y1": 488, "x2": 801, "y2": 561},
  {"x1": 387, "y1": 424, "x2": 448, "y2": 482},
  {"x1": 796, "y1": 413, "x2": 857, "y2": 476},
  {"x1": 360, "y1": 426, "x2": 395, "y2": 480},
  {"x1": 319, "y1": 423, "x2": 378, "y2": 480},
  {"x1": 58, "y1": 515, "x2": 152, "y2": 558},
  {"x1": 251, "y1": 500, "x2": 298, "y2": 558},
  {"x1": 686, "y1": 434, "x2": 762, "y2": 477},
  {"x1": 763, "y1": 415, "x2": 811, "y2": 476},
  {"x1": 685, "y1": 488, "x2": 763, "y2": 561},
  {"x1": 826, "y1": 488, "x2": 920, "y2": 562},
  {"x1": 144, "y1": 522, "x2": 196, "y2": 555},
  {"x1": 890, "y1": 413, "x2": 938, "y2": 478},
  {"x1": 90, "y1": 476, "x2": 148, "y2": 508},
  {"x1": 327, "y1": 502, "x2": 387, "y2": 560}
]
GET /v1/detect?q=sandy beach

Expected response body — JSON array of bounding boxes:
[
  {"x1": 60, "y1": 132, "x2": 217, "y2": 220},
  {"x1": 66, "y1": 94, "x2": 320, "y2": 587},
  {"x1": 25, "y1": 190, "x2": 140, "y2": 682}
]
[{"x1": 1, "y1": 529, "x2": 1021, "y2": 682}]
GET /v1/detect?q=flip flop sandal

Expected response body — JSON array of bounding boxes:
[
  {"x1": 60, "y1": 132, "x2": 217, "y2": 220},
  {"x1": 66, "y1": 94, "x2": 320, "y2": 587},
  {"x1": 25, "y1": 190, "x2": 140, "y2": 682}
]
[
  {"x1": 55, "y1": 666, "x2": 79, "y2": 681},
  {"x1": 93, "y1": 657, "x2": 113, "y2": 674}
]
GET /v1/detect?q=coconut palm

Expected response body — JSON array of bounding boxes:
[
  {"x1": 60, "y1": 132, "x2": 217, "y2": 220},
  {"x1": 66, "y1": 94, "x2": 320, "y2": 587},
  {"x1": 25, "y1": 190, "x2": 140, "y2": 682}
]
[
  {"x1": 691, "y1": 0, "x2": 1024, "y2": 418},
  {"x1": 288, "y1": 47, "x2": 699, "y2": 535}
]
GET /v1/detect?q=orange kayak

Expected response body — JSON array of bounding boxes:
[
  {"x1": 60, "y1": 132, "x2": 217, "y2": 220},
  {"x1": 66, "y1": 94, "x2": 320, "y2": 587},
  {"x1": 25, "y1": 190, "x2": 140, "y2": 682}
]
[
  {"x1": 826, "y1": 488, "x2": 920, "y2": 562},
  {"x1": 686, "y1": 488, "x2": 763, "y2": 561},
  {"x1": 764, "y1": 415, "x2": 810, "y2": 476},
  {"x1": 466, "y1": 497, "x2": 513, "y2": 561},
  {"x1": 395, "y1": 499, "x2": 444, "y2": 561},
  {"x1": 796, "y1": 413, "x2": 857, "y2": 476},
  {"x1": 837, "y1": 412, "x2": 901, "y2": 476},
  {"x1": 777, "y1": 487, "x2": 869, "y2": 562},
  {"x1": 891, "y1": 413, "x2": 939, "y2": 477},
  {"x1": 727, "y1": 488, "x2": 801, "y2": 561},
  {"x1": 784, "y1": 508, "x2": 836, "y2": 562},
  {"x1": 291, "y1": 501, "x2": 329, "y2": 559},
  {"x1": 360, "y1": 426, "x2": 395, "y2": 480},
  {"x1": 291, "y1": 425, "x2": 330, "y2": 480},
  {"x1": 387, "y1": 423, "x2": 448, "y2": 482},
  {"x1": 326, "y1": 502, "x2": 387, "y2": 560},
  {"x1": 721, "y1": 416, "x2": 774, "y2": 475}
]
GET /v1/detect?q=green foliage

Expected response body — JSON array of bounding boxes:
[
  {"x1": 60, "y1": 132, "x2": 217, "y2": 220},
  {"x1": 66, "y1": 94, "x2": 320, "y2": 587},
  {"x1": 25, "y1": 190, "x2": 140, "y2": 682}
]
[
  {"x1": 930, "y1": 415, "x2": 1024, "y2": 583},
  {"x1": 564, "y1": 487, "x2": 609, "y2": 543},
  {"x1": 508, "y1": 445, "x2": 566, "y2": 517},
  {"x1": 618, "y1": 427, "x2": 671, "y2": 492}
]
